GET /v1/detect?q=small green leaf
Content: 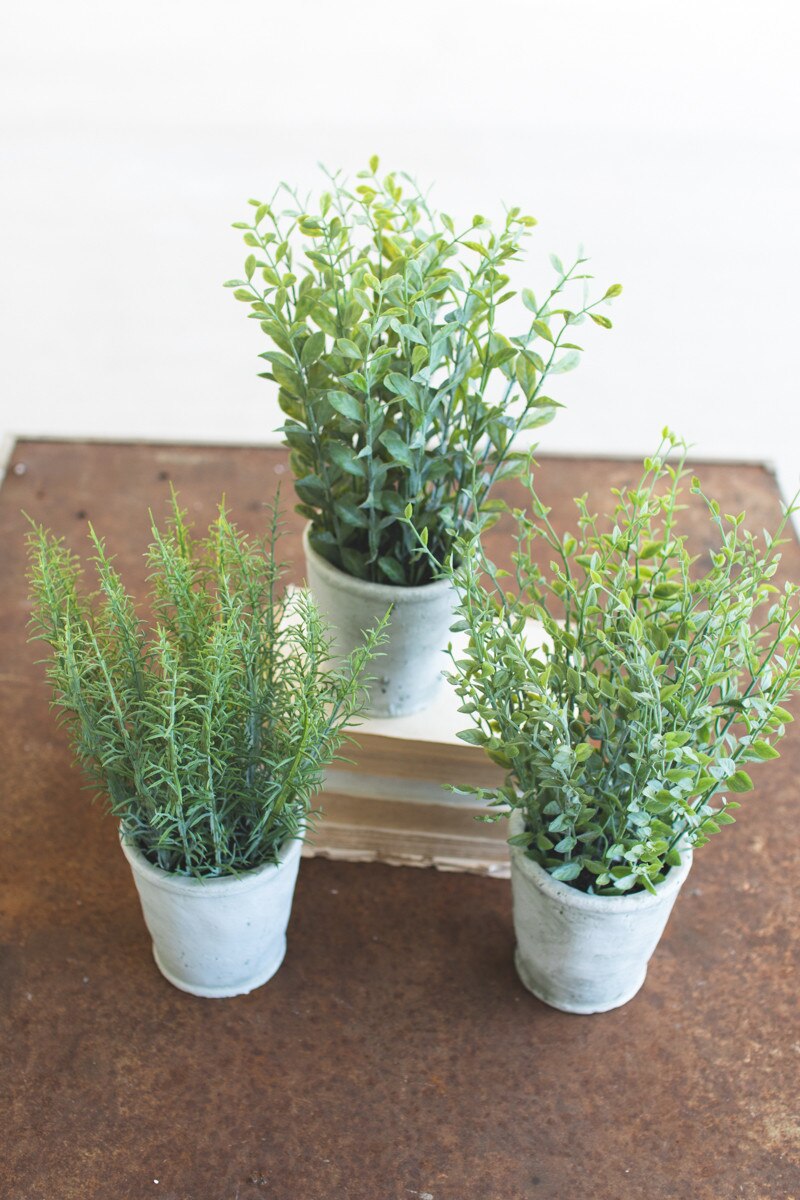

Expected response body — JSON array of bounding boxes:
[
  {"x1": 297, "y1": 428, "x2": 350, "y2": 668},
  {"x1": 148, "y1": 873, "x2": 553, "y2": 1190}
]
[
  {"x1": 550, "y1": 350, "x2": 580, "y2": 374},
  {"x1": 515, "y1": 353, "x2": 538, "y2": 399},
  {"x1": 327, "y1": 391, "x2": 364, "y2": 421},
  {"x1": 378, "y1": 556, "x2": 406, "y2": 585},
  {"x1": 396, "y1": 323, "x2": 426, "y2": 346},
  {"x1": 335, "y1": 338, "x2": 361, "y2": 360},
  {"x1": 378, "y1": 430, "x2": 413, "y2": 468},
  {"x1": 384, "y1": 373, "x2": 419, "y2": 404},
  {"x1": 300, "y1": 330, "x2": 326, "y2": 367},
  {"x1": 550, "y1": 861, "x2": 582, "y2": 882},
  {"x1": 337, "y1": 549, "x2": 365, "y2": 579},
  {"x1": 335, "y1": 500, "x2": 369, "y2": 528},
  {"x1": 456, "y1": 727, "x2": 489, "y2": 746},
  {"x1": 325, "y1": 442, "x2": 365, "y2": 477},
  {"x1": 727, "y1": 770, "x2": 754, "y2": 793},
  {"x1": 293, "y1": 475, "x2": 326, "y2": 506}
]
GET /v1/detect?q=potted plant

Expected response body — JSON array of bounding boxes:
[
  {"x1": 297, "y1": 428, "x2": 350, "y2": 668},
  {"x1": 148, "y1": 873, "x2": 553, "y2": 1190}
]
[
  {"x1": 26, "y1": 495, "x2": 385, "y2": 998},
  {"x1": 227, "y1": 158, "x2": 619, "y2": 715},
  {"x1": 405, "y1": 432, "x2": 800, "y2": 1012}
]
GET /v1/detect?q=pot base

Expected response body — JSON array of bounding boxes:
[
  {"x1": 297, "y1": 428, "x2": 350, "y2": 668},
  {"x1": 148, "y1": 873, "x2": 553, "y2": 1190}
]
[
  {"x1": 303, "y1": 528, "x2": 456, "y2": 718},
  {"x1": 514, "y1": 947, "x2": 648, "y2": 1015},
  {"x1": 151, "y1": 937, "x2": 287, "y2": 999}
]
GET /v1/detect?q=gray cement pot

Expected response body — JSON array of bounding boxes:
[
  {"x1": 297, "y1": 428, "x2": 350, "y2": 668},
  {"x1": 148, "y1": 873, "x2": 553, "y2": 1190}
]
[
  {"x1": 509, "y1": 810, "x2": 692, "y2": 1013},
  {"x1": 121, "y1": 834, "x2": 302, "y2": 998},
  {"x1": 303, "y1": 527, "x2": 456, "y2": 718}
]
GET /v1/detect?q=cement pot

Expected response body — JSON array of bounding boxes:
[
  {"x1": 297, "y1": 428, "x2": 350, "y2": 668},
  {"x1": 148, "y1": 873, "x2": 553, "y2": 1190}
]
[
  {"x1": 302, "y1": 527, "x2": 456, "y2": 718},
  {"x1": 508, "y1": 810, "x2": 693, "y2": 1013},
  {"x1": 120, "y1": 833, "x2": 302, "y2": 998}
]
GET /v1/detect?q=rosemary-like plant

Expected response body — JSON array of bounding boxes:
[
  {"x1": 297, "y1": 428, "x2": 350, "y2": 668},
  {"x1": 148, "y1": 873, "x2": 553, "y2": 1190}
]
[
  {"x1": 228, "y1": 157, "x2": 619, "y2": 585},
  {"x1": 27, "y1": 495, "x2": 386, "y2": 878},
  {"x1": 406, "y1": 433, "x2": 800, "y2": 894}
]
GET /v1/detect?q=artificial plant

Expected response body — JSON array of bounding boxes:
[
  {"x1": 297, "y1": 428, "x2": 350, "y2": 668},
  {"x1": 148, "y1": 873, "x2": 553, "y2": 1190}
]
[
  {"x1": 228, "y1": 158, "x2": 619, "y2": 585},
  {"x1": 27, "y1": 495, "x2": 385, "y2": 877},
  {"x1": 406, "y1": 433, "x2": 800, "y2": 893}
]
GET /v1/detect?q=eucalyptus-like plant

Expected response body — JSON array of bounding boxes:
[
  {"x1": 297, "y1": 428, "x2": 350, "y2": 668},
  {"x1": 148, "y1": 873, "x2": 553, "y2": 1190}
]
[
  {"x1": 227, "y1": 158, "x2": 619, "y2": 585},
  {"x1": 407, "y1": 433, "x2": 800, "y2": 894},
  {"x1": 27, "y1": 496, "x2": 385, "y2": 878}
]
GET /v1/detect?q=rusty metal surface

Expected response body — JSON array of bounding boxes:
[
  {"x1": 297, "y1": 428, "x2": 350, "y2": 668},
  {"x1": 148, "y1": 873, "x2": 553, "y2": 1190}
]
[{"x1": 0, "y1": 439, "x2": 798, "y2": 1200}]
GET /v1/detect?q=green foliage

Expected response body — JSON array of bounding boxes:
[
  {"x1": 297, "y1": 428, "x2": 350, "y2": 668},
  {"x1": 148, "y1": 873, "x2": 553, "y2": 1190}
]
[
  {"x1": 228, "y1": 158, "x2": 619, "y2": 585},
  {"x1": 407, "y1": 433, "x2": 800, "y2": 894},
  {"x1": 27, "y1": 495, "x2": 386, "y2": 878}
]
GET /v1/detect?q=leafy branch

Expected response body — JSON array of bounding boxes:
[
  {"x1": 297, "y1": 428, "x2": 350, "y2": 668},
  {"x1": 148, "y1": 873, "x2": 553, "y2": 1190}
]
[
  {"x1": 403, "y1": 433, "x2": 800, "y2": 894},
  {"x1": 27, "y1": 495, "x2": 387, "y2": 878},
  {"x1": 228, "y1": 157, "x2": 619, "y2": 585}
]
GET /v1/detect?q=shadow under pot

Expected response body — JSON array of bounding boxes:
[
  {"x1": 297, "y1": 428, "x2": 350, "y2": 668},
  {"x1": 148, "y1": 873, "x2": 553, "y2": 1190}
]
[
  {"x1": 120, "y1": 833, "x2": 303, "y2": 998},
  {"x1": 508, "y1": 810, "x2": 693, "y2": 1014},
  {"x1": 302, "y1": 526, "x2": 456, "y2": 718}
]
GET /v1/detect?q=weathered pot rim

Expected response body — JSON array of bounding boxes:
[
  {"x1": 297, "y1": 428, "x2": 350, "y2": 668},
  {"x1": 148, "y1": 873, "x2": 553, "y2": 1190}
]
[
  {"x1": 302, "y1": 525, "x2": 452, "y2": 602},
  {"x1": 119, "y1": 829, "x2": 303, "y2": 897},
  {"x1": 508, "y1": 808, "x2": 693, "y2": 913}
]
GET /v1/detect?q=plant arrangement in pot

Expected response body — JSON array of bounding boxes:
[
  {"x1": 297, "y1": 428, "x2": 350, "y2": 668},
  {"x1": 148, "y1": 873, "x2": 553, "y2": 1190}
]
[
  {"x1": 405, "y1": 432, "x2": 800, "y2": 1012},
  {"x1": 26, "y1": 495, "x2": 385, "y2": 998},
  {"x1": 227, "y1": 157, "x2": 619, "y2": 716}
]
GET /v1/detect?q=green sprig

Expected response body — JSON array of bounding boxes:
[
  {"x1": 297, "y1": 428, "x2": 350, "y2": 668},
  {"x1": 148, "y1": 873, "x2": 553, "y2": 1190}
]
[
  {"x1": 228, "y1": 159, "x2": 619, "y2": 586},
  {"x1": 26, "y1": 495, "x2": 386, "y2": 878},
  {"x1": 404, "y1": 433, "x2": 800, "y2": 894}
]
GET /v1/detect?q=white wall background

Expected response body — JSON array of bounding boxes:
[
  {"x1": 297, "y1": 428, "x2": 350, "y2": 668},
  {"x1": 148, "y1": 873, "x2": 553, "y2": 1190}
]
[{"x1": 2, "y1": 0, "x2": 799, "y2": 500}]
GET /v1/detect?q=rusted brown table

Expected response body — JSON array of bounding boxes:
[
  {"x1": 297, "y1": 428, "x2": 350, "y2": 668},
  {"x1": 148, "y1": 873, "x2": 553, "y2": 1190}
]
[{"x1": 1, "y1": 440, "x2": 798, "y2": 1200}]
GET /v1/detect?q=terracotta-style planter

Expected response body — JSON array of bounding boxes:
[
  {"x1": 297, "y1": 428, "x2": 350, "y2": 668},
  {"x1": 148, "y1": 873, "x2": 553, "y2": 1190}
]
[
  {"x1": 303, "y1": 527, "x2": 455, "y2": 718},
  {"x1": 509, "y1": 810, "x2": 692, "y2": 1013},
  {"x1": 121, "y1": 833, "x2": 302, "y2": 998}
]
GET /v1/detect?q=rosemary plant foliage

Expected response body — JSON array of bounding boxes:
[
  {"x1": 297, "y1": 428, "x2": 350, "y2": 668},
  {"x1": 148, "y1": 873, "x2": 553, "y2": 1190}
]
[
  {"x1": 423, "y1": 434, "x2": 800, "y2": 895},
  {"x1": 228, "y1": 157, "x2": 619, "y2": 586},
  {"x1": 27, "y1": 496, "x2": 385, "y2": 879}
]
